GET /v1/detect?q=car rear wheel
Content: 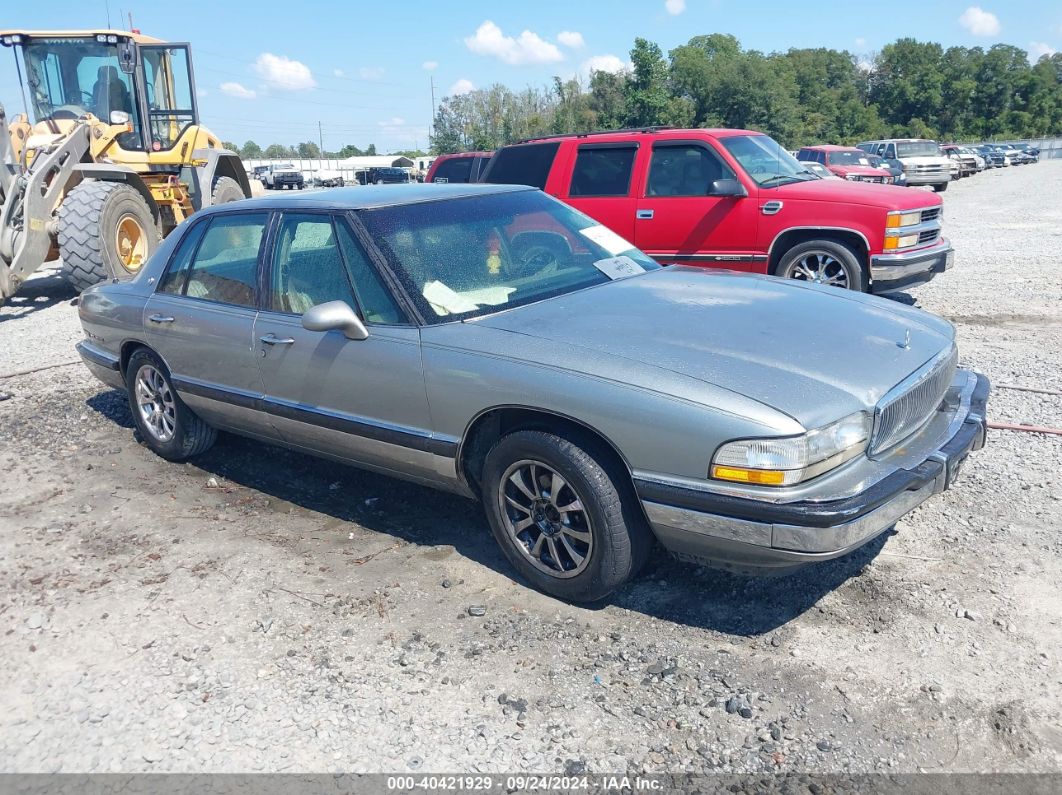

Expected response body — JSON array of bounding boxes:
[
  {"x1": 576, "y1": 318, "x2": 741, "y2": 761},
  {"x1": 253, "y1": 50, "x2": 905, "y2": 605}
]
[
  {"x1": 774, "y1": 239, "x2": 865, "y2": 292},
  {"x1": 481, "y1": 430, "x2": 652, "y2": 603},
  {"x1": 125, "y1": 349, "x2": 216, "y2": 461}
]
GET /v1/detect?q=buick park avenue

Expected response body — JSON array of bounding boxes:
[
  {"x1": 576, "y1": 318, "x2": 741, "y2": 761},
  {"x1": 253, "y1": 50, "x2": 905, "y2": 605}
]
[{"x1": 77, "y1": 185, "x2": 989, "y2": 602}]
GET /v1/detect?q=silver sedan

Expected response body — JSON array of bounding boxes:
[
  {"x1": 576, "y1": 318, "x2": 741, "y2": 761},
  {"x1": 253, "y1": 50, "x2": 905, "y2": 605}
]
[{"x1": 77, "y1": 184, "x2": 989, "y2": 601}]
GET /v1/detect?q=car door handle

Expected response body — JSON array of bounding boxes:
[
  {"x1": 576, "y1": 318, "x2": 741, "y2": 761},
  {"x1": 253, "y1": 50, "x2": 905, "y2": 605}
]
[
  {"x1": 636, "y1": 209, "x2": 654, "y2": 220},
  {"x1": 147, "y1": 314, "x2": 175, "y2": 323},
  {"x1": 259, "y1": 334, "x2": 295, "y2": 346}
]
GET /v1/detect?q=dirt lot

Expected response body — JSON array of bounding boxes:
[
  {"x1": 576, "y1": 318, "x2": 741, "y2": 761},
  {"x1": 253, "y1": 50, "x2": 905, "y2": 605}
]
[{"x1": 1, "y1": 164, "x2": 1060, "y2": 775}]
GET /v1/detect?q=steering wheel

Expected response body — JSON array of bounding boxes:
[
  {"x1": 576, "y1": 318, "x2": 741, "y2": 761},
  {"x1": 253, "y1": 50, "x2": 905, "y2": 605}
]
[{"x1": 506, "y1": 235, "x2": 569, "y2": 280}]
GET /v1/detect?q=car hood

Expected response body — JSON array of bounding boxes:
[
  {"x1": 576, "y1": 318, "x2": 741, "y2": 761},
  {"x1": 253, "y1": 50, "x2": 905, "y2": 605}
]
[
  {"x1": 831, "y1": 165, "x2": 892, "y2": 178},
  {"x1": 898, "y1": 155, "x2": 951, "y2": 166},
  {"x1": 471, "y1": 268, "x2": 955, "y2": 429},
  {"x1": 771, "y1": 177, "x2": 938, "y2": 210}
]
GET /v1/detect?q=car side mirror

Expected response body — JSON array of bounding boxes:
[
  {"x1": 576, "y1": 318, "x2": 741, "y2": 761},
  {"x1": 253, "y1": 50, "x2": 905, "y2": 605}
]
[
  {"x1": 301, "y1": 300, "x2": 369, "y2": 340},
  {"x1": 708, "y1": 178, "x2": 747, "y2": 198}
]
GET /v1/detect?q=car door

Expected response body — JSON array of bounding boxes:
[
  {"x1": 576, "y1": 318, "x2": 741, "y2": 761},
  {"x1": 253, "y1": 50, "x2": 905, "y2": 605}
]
[
  {"x1": 558, "y1": 142, "x2": 640, "y2": 242},
  {"x1": 141, "y1": 210, "x2": 276, "y2": 438},
  {"x1": 634, "y1": 139, "x2": 761, "y2": 270},
  {"x1": 252, "y1": 211, "x2": 442, "y2": 484}
]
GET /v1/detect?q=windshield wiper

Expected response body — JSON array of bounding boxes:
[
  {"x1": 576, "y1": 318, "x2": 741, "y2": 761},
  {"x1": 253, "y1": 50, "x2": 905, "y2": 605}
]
[{"x1": 759, "y1": 174, "x2": 802, "y2": 187}]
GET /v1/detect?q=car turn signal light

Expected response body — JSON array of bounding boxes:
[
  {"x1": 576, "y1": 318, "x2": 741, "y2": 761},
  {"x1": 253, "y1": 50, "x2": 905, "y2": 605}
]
[{"x1": 710, "y1": 465, "x2": 787, "y2": 486}]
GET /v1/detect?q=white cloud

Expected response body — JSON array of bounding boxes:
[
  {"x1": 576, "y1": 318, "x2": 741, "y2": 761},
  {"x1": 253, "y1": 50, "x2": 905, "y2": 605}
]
[
  {"x1": 854, "y1": 37, "x2": 867, "y2": 48},
  {"x1": 380, "y1": 116, "x2": 406, "y2": 127},
  {"x1": 220, "y1": 82, "x2": 256, "y2": 99},
  {"x1": 333, "y1": 68, "x2": 345, "y2": 78},
  {"x1": 422, "y1": 60, "x2": 439, "y2": 71},
  {"x1": 1028, "y1": 41, "x2": 1057, "y2": 61},
  {"x1": 665, "y1": 0, "x2": 686, "y2": 15},
  {"x1": 582, "y1": 54, "x2": 630, "y2": 76},
  {"x1": 359, "y1": 66, "x2": 385, "y2": 81},
  {"x1": 958, "y1": 6, "x2": 1001, "y2": 37},
  {"x1": 196, "y1": 88, "x2": 209, "y2": 98},
  {"x1": 558, "y1": 31, "x2": 585, "y2": 49},
  {"x1": 449, "y1": 78, "x2": 476, "y2": 96},
  {"x1": 464, "y1": 20, "x2": 564, "y2": 66},
  {"x1": 252, "y1": 53, "x2": 316, "y2": 91}
]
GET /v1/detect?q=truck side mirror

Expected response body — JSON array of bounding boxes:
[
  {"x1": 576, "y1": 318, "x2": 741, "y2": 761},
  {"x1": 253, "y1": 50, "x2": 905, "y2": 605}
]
[{"x1": 708, "y1": 178, "x2": 747, "y2": 198}]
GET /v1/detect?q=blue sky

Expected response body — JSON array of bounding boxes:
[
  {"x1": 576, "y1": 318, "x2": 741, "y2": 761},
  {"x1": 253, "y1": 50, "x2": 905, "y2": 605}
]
[{"x1": 2, "y1": 1, "x2": 1060, "y2": 152}]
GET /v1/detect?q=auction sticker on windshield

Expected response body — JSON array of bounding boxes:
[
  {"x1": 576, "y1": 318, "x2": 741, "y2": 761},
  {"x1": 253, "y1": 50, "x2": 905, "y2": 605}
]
[
  {"x1": 592, "y1": 256, "x2": 646, "y2": 280},
  {"x1": 579, "y1": 224, "x2": 635, "y2": 256}
]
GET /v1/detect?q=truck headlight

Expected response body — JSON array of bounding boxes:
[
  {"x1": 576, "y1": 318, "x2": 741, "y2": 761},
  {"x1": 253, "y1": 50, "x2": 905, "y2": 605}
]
[
  {"x1": 711, "y1": 412, "x2": 871, "y2": 486},
  {"x1": 886, "y1": 210, "x2": 921, "y2": 228},
  {"x1": 883, "y1": 233, "x2": 920, "y2": 250}
]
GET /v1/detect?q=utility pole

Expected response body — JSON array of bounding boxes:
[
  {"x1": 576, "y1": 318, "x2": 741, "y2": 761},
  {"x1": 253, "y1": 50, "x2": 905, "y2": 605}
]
[
  {"x1": 318, "y1": 121, "x2": 324, "y2": 158},
  {"x1": 429, "y1": 76, "x2": 436, "y2": 149},
  {"x1": 127, "y1": 11, "x2": 133, "y2": 31}
]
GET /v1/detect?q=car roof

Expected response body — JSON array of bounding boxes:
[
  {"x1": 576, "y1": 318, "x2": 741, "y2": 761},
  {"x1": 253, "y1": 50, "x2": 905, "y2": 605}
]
[
  {"x1": 434, "y1": 151, "x2": 494, "y2": 159},
  {"x1": 201, "y1": 183, "x2": 533, "y2": 214},
  {"x1": 801, "y1": 144, "x2": 862, "y2": 152},
  {"x1": 515, "y1": 127, "x2": 761, "y2": 145}
]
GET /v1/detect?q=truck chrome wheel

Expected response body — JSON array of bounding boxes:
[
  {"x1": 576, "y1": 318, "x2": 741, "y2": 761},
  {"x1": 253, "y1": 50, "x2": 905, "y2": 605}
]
[
  {"x1": 499, "y1": 459, "x2": 594, "y2": 578},
  {"x1": 134, "y1": 365, "x2": 177, "y2": 443},
  {"x1": 780, "y1": 251, "x2": 851, "y2": 288}
]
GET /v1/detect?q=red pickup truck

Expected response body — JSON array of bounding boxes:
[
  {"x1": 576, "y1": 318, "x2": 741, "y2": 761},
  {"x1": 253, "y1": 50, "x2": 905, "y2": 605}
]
[{"x1": 481, "y1": 128, "x2": 953, "y2": 294}]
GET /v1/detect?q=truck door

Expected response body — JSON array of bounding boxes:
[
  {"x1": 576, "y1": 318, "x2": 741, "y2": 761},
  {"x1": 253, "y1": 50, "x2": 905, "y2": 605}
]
[{"x1": 557, "y1": 142, "x2": 641, "y2": 242}]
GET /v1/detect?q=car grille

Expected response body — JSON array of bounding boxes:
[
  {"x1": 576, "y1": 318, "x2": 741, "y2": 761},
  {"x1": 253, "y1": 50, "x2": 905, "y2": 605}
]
[
  {"x1": 906, "y1": 164, "x2": 949, "y2": 177},
  {"x1": 920, "y1": 207, "x2": 941, "y2": 223},
  {"x1": 918, "y1": 229, "x2": 940, "y2": 245},
  {"x1": 871, "y1": 347, "x2": 958, "y2": 454}
]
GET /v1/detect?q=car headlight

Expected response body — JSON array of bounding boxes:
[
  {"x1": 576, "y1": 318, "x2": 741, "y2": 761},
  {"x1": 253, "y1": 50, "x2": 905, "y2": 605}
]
[
  {"x1": 883, "y1": 233, "x2": 921, "y2": 250},
  {"x1": 886, "y1": 210, "x2": 921, "y2": 228},
  {"x1": 710, "y1": 411, "x2": 871, "y2": 486},
  {"x1": 845, "y1": 174, "x2": 860, "y2": 181}
]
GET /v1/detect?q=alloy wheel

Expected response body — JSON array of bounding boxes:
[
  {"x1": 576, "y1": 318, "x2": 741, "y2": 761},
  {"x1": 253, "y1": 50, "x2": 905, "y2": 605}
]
[
  {"x1": 134, "y1": 365, "x2": 176, "y2": 442},
  {"x1": 498, "y1": 459, "x2": 594, "y2": 578},
  {"x1": 782, "y1": 251, "x2": 850, "y2": 288}
]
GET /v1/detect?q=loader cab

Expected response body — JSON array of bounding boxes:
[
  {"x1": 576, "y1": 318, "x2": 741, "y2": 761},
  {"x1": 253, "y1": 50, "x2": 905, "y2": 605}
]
[{"x1": 2, "y1": 32, "x2": 199, "y2": 153}]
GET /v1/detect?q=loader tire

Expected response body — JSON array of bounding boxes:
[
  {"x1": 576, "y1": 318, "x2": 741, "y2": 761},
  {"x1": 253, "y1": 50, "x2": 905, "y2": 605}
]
[
  {"x1": 210, "y1": 176, "x2": 246, "y2": 205},
  {"x1": 59, "y1": 181, "x2": 159, "y2": 293}
]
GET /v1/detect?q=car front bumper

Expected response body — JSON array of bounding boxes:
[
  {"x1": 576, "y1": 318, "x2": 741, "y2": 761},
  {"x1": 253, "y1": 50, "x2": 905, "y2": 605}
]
[
  {"x1": 636, "y1": 370, "x2": 989, "y2": 573},
  {"x1": 869, "y1": 238, "x2": 953, "y2": 293}
]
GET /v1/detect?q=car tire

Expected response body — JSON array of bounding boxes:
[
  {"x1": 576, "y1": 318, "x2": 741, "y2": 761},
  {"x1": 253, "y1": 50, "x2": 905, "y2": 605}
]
[
  {"x1": 125, "y1": 348, "x2": 216, "y2": 462},
  {"x1": 481, "y1": 430, "x2": 652, "y2": 603},
  {"x1": 773, "y1": 239, "x2": 866, "y2": 292},
  {"x1": 933, "y1": 182, "x2": 949, "y2": 192}
]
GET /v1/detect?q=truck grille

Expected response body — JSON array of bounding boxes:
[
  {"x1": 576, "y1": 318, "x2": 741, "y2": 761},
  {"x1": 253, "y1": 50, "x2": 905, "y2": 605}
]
[
  {"x1": 920, "y1": 207, "x2": 941, "y2": 223},
  {"x1": 871, "y1": 347, "x2": 958, "y2": 454},
  {"x1": 906, "y1": 164, "x2": 949, "y2": 177},
  {"x1": 918, "y1": 229, "x2": 940, "y2": 245}
]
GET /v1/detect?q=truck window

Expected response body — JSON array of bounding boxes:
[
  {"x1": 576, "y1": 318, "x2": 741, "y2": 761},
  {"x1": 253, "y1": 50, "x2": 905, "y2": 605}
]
[
  {"x1": 432, "y1": 157, "x2": 474, "y2": 183},
  {"x1": 569, "y1": 146, "x2": 637, "y2": 197},
  {"x1": 647, "y1": 144, "x2": 735, "y2": 197},
  {"x1": 481, "y1": 143, "x2": 561, "y2": 190}
]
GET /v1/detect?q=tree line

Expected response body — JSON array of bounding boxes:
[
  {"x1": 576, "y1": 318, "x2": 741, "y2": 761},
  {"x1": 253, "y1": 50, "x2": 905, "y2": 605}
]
[
  {"x1": 430, "y1": 34, "x2": 1062, "y2": 153},
  {"x1": 221, "y1": 141, "x2": 428, "y2": 160}
]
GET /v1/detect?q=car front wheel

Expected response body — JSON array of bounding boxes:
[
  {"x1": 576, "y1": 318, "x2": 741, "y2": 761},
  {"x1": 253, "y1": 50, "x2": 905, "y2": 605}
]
[
  {"x1": 126, "y1": 349, "x2": 216, "y2": 461},
  {"x1": 481, "y1": 430, "x2": 652, "y2": 602},
  {"x1": 774, "y1": 239, "x2": 866, "y2": 292}
]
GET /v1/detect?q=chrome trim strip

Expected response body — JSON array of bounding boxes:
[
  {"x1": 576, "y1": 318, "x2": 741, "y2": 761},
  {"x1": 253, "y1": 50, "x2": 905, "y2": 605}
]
[
  {"x1": 76, "y1": 341, "x2": 120, "y2": 371},
  {"x1": 766, "y1": 226, "x2": 871, "y2": 261}
]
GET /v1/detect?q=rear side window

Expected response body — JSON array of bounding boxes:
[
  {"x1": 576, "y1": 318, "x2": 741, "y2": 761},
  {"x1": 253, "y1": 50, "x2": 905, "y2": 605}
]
[
  {"x1": 183, "y1": 213, "x2": 267, "y2": 308},
  {"x1": 569, "y1": 146, "x2": 637, "y2": 197},
  {"x1": 481, "y1": 142, "x2": 561, "y2": 190},
  {"x1": 431, "y1": 157, "x2": 474, "y2": 183}
]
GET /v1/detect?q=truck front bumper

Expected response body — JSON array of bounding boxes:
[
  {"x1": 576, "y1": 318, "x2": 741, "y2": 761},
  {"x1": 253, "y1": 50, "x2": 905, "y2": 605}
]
[
  {"x1": 869, "y1": 238, "x2": 953, "y2": 293},
  {"x1": 636, "y1": 370, "x2": 989, "y2": 574}
]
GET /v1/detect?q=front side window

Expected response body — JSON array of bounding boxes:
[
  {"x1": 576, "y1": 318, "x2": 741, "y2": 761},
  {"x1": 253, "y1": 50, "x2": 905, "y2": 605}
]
[
  {"x1": 569, "y1": 146, "x2": 637, "y2": 197},
  {"x1": 182, "y1": 213, "x2": 266, "y2": 307},
  {"x1": 358, "y1": 190, "x2": 659, "y2": 323},
  {"x1": 647, "y1": 144, "x2": 736, "y2": 196},
  {"x1": 270, "y1": 214, "x2": 352, "y2": 314},
  {"x1": 140, "y1": 45, "x2": 196, "y2": 150},
  {"x1": 719, "y1": 134, "x2": 813, "y2": 187}
]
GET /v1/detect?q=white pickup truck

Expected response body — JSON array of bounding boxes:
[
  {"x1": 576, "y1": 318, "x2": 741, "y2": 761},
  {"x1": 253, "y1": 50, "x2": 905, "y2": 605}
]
[
  {"x1": 264, "y1": 163, "x2": 305, "y2": 190},
  {"x1": 857, "y1": 139, "x2": 953, "y2": 192}
]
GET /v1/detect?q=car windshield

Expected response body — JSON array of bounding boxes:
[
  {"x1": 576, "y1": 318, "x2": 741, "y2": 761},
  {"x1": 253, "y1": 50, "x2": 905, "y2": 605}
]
[
  {"x1": 719, "y1": 134, "x2": 814, "y2": 186},
  {"x1": 896, "y1": 141, "x2": 941, "y2": 157},
  {"x1": 358, "y1": 190, "x2": 660, "y2": 324},
  {"x1": 828, "y1": 150, "x2": 874, "y2": 167}
]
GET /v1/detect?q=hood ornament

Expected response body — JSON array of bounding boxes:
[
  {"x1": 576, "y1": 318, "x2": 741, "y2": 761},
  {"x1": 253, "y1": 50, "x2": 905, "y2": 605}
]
[{"x1": 898, "y1": 329, "x2": 911, "y2": 349}]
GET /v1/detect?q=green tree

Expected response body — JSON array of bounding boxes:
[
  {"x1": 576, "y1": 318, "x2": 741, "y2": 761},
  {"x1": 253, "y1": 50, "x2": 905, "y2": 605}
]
[
  {"x1": 240, "y1": 140, "x2": 263, "y2": 159},
  {"x1": 263, "y1": 143, "x2": 292, "y2": 159},
  {"x1": 296, "y1": 141, "x2": 321, "y2": 158},
  {"x1": 221, "y1": 140, "x2": 240, "y2": 153}
]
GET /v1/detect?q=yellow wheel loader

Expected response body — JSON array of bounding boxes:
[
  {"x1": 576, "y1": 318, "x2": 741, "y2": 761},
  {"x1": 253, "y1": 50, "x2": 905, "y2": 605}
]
[{"x1": 0, "y1": 30, "x2": 252, "y2": 303}]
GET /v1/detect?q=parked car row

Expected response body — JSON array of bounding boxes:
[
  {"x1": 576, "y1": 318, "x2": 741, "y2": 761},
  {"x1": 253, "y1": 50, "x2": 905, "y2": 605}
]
[{"x1": 76, "y1": 182, "x2": 990, "y2": 602}]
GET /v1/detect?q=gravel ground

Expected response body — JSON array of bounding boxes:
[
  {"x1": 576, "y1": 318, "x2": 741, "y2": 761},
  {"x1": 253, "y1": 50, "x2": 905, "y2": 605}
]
[{"x1": 0, "y1": 163, "x2": 1060, "y2": 775}]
